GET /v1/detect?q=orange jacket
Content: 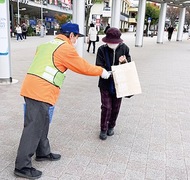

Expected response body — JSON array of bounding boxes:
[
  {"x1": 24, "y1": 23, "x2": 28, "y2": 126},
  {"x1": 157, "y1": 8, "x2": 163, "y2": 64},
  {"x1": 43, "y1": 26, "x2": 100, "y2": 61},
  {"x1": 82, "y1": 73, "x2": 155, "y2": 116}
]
[{"x1": 20, "y1": 34, "x2": 103, "y2": 105}]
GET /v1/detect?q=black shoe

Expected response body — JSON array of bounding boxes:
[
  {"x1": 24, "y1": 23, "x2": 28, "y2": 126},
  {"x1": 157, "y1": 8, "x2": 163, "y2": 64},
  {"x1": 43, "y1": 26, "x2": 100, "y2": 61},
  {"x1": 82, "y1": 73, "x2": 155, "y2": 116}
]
[
  {"x1": 99, "y1": 130, "x2": 107, "y2": 140},
  {"x1": 14, "y1": 167, "x2": 42, "y2": 179},
  {"x1": 107, "y1": 128, "x2": 114, "y2": 136},
  {"x1": 35, "y1": 153, "x2": 61, "y2": 161},
  {"x1": 87, "y1": 50, "x2": 89, "y2": 52}
]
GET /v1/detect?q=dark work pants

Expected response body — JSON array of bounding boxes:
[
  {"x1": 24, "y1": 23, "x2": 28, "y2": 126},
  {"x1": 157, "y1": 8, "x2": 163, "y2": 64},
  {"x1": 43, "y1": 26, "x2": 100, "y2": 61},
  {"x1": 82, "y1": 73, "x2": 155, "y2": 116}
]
[
  {"x1": 87, "y1": 40, "x2": 96, "y2": 53},
  {"x1": 100, "y1": 89, "x2": 122, "y2": 131},
  {"x1": 15, "y1": 97, "x2": 51, "y2": 170},
  {"x1": 168, "y1": 32, "x2": 173, "y2": 40}
]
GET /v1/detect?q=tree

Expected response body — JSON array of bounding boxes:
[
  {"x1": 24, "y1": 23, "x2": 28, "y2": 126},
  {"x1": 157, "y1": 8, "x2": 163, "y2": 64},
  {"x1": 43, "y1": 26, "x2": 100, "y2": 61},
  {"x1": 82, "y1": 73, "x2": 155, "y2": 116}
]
[
  {"x1": 145, "y1": 3, "x2": 160, "y2": 25},
  {"x1": 185, "y1": 7, "x2": 190, "y2": 26},
  {"x1": 144, "y1": 3, "x2": 160, "y2": 36},
  {"x1": 55, "y1": 13, "x2": 72, "y2": 26},
  {"x1": 166, "y1": 6, "x2": 180, "y2": 26}
]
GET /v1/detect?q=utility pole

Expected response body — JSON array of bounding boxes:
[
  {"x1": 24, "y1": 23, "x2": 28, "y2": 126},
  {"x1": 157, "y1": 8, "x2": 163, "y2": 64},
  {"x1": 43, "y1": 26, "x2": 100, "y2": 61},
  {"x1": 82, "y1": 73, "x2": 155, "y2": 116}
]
[
  {"x1": 17, "y1": 0, "x2": 20, "y2": 24},
  {"x1": 40, "y1": 0, "x2": 44, "y2": 37}
]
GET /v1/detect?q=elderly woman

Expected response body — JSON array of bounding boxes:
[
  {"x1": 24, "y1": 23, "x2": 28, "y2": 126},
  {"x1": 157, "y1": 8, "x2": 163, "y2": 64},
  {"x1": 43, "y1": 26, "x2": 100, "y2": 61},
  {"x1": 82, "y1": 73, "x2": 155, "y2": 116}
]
[{"x1": 96, "y1": 27, "x2": 132, "y2": 140}]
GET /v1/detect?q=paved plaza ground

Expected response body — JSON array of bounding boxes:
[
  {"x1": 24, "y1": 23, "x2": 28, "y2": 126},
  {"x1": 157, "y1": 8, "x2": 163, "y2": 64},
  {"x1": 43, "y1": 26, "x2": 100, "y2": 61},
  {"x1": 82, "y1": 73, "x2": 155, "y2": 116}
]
[{"x1": 0, "y1": 31, "x2": 190, "y2": 180}]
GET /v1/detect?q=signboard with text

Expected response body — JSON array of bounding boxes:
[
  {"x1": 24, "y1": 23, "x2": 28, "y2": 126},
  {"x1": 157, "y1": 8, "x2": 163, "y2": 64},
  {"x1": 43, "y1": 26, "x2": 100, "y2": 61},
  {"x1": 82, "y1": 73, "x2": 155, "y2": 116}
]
[{"x1": 0, "y1": 0, "x2": 11, "y2": 79}]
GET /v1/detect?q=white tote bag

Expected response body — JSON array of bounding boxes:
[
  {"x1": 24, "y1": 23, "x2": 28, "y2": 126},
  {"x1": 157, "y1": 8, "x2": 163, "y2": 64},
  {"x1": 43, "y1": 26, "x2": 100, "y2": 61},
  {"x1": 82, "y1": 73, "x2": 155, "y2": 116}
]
[{"x1": 111, "y1": 61, "x2": 142, "y2": 98}]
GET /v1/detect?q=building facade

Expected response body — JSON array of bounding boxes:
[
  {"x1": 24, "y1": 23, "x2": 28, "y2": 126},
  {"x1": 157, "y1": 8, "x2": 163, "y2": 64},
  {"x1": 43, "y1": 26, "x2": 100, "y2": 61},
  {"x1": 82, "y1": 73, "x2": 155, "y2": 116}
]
[
  {"x1": 9, "y1": 0, "x2": 136, "y2": 35},
  {"x1": 89, "y1": 0, "x2": 132, "y2": 32},
  {"x1": 9, "y1": 0, "x2": 72, "y2": 35}
]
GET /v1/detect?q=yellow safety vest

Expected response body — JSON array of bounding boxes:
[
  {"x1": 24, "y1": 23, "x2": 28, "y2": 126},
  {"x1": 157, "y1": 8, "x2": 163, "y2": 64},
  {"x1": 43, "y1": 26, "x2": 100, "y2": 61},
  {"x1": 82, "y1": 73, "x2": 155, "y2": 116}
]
[{"x1": 28, "y1": 39, "x2": 66, "y2": 88}]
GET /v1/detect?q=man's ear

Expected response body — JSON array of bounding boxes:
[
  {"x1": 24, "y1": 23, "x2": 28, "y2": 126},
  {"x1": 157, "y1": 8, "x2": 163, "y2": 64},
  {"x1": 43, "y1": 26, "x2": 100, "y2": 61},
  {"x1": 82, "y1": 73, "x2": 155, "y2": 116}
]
[{"x1": 69, "y1": 32, "x2": 74, "y2": 38}]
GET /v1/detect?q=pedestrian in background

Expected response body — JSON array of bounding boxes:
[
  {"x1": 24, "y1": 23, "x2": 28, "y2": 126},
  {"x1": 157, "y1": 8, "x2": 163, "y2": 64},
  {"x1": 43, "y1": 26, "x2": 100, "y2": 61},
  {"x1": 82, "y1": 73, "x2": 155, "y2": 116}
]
[
  {"x1": 187, "y1": 27, "x2": 190, "y2": 40},
  {"x1": 16, "y1": 24, "x2": 23, "y2": 41},
  {"x1": 87, "y1": 23, "x2": 97, "y2": 54},
  {"x1": 104, "y1": 23, "x2": 110, "y2": 34},
  {"x1": 35, "y1": 25, "x2": 40, "y2": 36},
  {"x1": 167, "y1": 25, "x2": 174, "y2": 41},
  {"x1": 21, "y1": 23, "x2": 28, "y2": 39},
  {"x1": 96, "y1": 27, "x2": 131, "y2": 140},
  {"x1": 14, "y1": 22, "x2": 110, "y2": 179}
]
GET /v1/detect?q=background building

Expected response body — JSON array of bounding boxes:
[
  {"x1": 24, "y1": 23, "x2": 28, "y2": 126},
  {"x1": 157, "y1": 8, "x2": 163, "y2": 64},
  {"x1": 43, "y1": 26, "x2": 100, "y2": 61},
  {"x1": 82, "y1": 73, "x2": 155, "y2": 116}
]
[
  {"x1": 9, "y1": 0, "x2": 72, "y2": 35},
  {"x1": 88, "y1": 0, "x2": 132, "y2": 33}
]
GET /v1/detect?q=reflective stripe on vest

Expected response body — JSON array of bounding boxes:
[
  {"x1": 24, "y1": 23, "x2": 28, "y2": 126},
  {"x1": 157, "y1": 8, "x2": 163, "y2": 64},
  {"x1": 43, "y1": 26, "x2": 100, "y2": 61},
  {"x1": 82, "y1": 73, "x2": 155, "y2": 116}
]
[{"x1": 27, "y1": 39, "x2": 66, "y2": 88}]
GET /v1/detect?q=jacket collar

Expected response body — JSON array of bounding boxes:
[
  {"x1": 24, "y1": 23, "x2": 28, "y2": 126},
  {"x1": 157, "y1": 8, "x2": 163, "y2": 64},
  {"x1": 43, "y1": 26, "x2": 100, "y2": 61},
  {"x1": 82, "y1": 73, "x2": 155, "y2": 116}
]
[{"x1": 55, "y1": 34, "x2": 72, "y2": 45}]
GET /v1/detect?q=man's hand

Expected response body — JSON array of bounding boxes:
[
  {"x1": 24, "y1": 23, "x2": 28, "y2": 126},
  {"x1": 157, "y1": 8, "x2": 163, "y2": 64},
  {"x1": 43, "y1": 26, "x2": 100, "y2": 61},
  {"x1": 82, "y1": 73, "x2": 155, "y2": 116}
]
[{"x1": 101, "y1": 69, "x2": 111, "y2": 79}]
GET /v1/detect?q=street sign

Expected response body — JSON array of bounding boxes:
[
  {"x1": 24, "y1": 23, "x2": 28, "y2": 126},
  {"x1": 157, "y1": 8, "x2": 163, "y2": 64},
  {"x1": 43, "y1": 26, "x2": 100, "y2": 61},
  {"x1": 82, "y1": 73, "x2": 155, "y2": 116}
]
[{"x1": 148, "y1": 17, "x2": 151, "y2": 23}]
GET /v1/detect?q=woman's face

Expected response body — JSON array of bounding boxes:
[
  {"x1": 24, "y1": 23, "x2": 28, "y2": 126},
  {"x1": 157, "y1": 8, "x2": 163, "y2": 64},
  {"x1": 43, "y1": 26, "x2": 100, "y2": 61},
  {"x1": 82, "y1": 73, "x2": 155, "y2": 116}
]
[{"x1": 107, "y1": 43, "x2": 119, "y2": 49}]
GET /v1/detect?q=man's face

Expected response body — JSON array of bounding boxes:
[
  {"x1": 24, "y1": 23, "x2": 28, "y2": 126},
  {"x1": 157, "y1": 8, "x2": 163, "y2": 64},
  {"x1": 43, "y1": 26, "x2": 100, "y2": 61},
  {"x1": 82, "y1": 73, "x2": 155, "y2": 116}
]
[{"x1": 70, "y1": 33, "x2": 79, "y2": 46}]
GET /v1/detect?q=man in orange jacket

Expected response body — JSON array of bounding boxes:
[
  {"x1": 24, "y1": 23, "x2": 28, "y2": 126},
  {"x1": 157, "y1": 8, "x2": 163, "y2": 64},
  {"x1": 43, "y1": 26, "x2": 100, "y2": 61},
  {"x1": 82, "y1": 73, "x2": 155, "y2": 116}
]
[{"x1": 14, "y1": 22, "x2": 110, "y2": 179}]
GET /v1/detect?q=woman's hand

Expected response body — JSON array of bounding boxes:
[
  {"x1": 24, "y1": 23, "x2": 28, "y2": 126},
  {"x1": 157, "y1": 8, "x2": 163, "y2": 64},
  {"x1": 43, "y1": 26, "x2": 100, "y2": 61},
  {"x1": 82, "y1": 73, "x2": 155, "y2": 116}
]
[{"x1": 119, "y1": 55, "x2": 127, "y2": 64}]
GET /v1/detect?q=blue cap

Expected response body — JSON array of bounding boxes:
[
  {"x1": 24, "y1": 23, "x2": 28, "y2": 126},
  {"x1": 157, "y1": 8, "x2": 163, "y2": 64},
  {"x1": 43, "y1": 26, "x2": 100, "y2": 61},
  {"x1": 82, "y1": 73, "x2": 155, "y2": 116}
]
[{"x1": 60, "y1": 22, "x2": 84, "y2": 37}]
